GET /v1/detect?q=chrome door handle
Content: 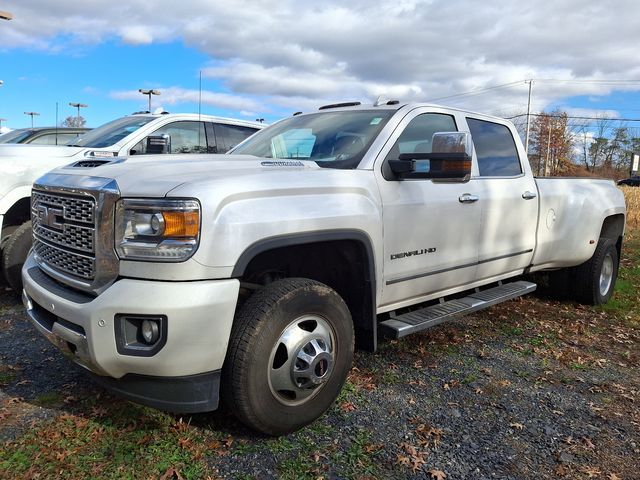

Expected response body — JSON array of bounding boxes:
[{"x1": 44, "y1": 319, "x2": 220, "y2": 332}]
[
  {"x1": 522, "y1": 191, "x2": 537, "y2": 200},
  {"x1": 458, "y1": 193, "x2": 479, "y2": 203}
]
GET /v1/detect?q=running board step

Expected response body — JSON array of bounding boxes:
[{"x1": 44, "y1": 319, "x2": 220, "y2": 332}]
[{"x1": 379, "y1": 280, "x2": 536, "y2": 339}]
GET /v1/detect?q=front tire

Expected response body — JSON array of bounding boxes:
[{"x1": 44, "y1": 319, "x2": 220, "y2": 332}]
[
  {"x1": 572, "y1": 237, "x2": 619, "y2": 305},
  {"x1": 222, "y1": 278, "x2": 354, "y2": 435},
  {"x1": 2, "y1": 221, "x2": 32, "y2": 293}
]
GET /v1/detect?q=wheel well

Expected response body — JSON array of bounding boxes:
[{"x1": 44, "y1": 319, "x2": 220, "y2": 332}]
[
  {"x1": 3, "y1": 197, "x2": 31, "y2": 230},
  {"x1": 599, "y1": 214, "x2": 625, "y2": 260},
  {"x1": 238, "y1": 238, "x2": 377, "y2": 352}
]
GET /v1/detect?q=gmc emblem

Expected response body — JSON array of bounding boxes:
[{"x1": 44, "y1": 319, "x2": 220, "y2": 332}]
[{"x1": 37, "y1": 205, "x2": 65, "y2": 231}]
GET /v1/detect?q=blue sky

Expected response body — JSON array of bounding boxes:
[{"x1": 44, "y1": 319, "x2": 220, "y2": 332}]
[
  {"x1": 0, "y1": 40, "x2": 282, "y2": 129},
  {"x1": 1, "y1": 0, "x2": 639, "y2": 135}
]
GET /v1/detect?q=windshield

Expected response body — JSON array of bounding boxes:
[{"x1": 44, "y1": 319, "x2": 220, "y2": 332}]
[
  {"x1": 71, "y1": 116, "x2": 156, "y2": 148},
  {"x1": 0, "y1": 129, "x2": 32, "y2": 144},
  {"x1": 231, "y1": 110, "x2": 394, "y2": 169}
]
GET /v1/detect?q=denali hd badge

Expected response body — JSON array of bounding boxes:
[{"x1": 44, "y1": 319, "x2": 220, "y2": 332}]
[{"x1": 390, "y1": 248, "x2": 436, "y2": 260}]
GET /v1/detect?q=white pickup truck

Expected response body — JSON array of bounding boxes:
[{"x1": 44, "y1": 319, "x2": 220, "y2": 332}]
[
  {"x1": 0, "y1": 112, "x2": 263, "y2": 291},
  {"x1": 22, "y1": 101, "x2": 625, "y2": 435}
]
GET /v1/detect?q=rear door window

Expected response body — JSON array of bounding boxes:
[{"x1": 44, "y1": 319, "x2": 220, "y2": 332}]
[
  {"x1": 27, "y1": 132, "x2": 82, "y2": 145},
  {"x1": 215, "y1": 124, "x2": 260, "y2": 153},
  {"x1": 466, "y1": 118, "x2": 522, "y2": 176}
]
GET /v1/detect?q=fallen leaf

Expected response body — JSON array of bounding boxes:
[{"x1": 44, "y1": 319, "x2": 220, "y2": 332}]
[
  {"x1": 429, "y1": 469, "x2": 446, "y2": 480},
  {"x1": 509, "y1": 422, "x2": 524, "y2": 430},
  {"x1": 159, "y1": 467, "x2": 185, "y2": 480},
  {"x1": 581, "y1": 466, "x2": 602, "y2": 478},
  {"x1": 340, "y1": 401, "x2": 356, "y2": 412}
]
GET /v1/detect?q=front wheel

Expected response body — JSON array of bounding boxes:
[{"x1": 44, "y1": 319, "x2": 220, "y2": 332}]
[
  {"x1": 572, "y1": 238, "x2": 619, "y2": 305},
  {"x1": 222, "y1": 278, "x2": 354, "y2": 435},
  {"x1": 2, "y1": 221, "x2": 32, "y2": 293}
]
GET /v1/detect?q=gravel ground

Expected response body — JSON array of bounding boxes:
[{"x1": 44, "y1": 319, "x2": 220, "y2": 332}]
[{"x1": 1, "y1": 279, "x2": 638, "y2": 479}]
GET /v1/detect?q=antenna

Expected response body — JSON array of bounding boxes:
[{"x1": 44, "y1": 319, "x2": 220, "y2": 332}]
[
  {"x1": 198, "y1": 70, "x2": 202, "y2": 147},
  {"x1": 55, "y1": 102, "x2": 59, "y2": 145}
]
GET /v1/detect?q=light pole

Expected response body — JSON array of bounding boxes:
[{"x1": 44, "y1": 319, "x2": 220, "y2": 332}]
[
  {"x1": 138, "y1": 89, "x2": 160, "y2": 111},
  {"x1": 0, "y1": 118, "x2": 6, "y2": 130},
  {"x1": 24, "y1": 112, "x2": 40, "y2": 128},
  {"x1": 69, "y1": 102, "x2": 88, "y2": 125}
]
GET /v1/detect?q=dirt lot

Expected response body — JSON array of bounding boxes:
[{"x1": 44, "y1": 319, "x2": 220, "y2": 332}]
[{"x1": 1, "y1": 193, "x2": 638, "y2": 479}]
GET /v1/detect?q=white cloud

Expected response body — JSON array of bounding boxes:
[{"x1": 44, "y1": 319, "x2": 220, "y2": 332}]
[
  {"x1": 564, "y1": 107, "x2": 621, "y2": 119},
  {"x1": 3, "y1": 0, "x2": 640, "y2": 116},
  {"x1": 119, "y1": 26, "x2": 154, "y2": 45},
  {"x1": 110, "y1": 87, "x2": 263, "y2": 112}
]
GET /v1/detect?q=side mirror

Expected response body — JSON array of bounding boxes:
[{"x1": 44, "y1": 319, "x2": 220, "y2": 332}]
[
  {"x1": 146, "y1": 134, "x2": 171, "y2": 154},
  {"x1": 388, "y1": 131, "x2": 473, "y2": 182}
]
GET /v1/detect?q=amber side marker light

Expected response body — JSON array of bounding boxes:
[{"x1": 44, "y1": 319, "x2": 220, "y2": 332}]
[{"x1": 162, "y1": 211, "x2": 200, "y2": 237}]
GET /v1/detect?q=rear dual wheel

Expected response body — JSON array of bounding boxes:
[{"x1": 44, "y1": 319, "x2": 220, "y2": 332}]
[
  {"x1": 222, "y1": 278, "x2": 354, "y2": 435},
  {"x1": 572, "y1": 237, "x2": 618, "y2": 305}
]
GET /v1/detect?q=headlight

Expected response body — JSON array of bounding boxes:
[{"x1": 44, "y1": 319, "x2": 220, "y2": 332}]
[{"x1": 115, "y1": 199, "x2": 201, "y2": 261}]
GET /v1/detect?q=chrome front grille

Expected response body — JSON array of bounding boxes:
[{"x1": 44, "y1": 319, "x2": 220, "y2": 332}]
[
  {"x1": 31, "y1": 174, "x2": 121, "y2": 295},
  {"x1": 32, "y1": 190, "x2": 97, "y2": 280}
]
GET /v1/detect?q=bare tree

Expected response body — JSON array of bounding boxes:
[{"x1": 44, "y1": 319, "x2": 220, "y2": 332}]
[
  {"x1": 530, "y1": 110, "x2": 573, "y2": 176},
  {"x1": 61, "y1": 115, "x2": 86, "y2": 128}
]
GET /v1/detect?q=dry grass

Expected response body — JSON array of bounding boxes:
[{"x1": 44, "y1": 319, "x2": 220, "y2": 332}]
[{"x1": 620, "y1": 186, "x2": 640, "y2": 230}]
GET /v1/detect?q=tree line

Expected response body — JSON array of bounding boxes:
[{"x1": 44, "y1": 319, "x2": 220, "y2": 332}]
[{"x1": 511, "y1": 111, "x2": 639, "y2": 178}]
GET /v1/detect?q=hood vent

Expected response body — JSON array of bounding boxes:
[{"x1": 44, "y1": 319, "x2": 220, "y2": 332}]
[{"x1": 70, "y1": 159, "x2": 113, "y2": 168}]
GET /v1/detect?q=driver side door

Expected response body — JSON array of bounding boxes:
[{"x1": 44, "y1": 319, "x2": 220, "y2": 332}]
[{"x1": 375, "y1": 109, "x2": 482, "y2": 311}]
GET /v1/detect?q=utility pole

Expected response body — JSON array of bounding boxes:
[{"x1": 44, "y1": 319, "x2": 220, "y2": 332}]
[
  {"x1": 24, "y1": 111, "x2": 40, "y2": 128},
  {"x1": 138, "y1": 89, "x2": 160, "y2": 111},
  {"x1": 544, "y1": 119, "x2": 552, "y2": 177},
  {"x1": 524, "y1": 79, "x2": 533, "y2": 155},
  {"x1": 69, "y1": 102, "x2": 88, "y2": 125}
]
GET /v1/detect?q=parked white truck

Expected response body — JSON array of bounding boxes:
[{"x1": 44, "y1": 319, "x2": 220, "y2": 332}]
[
  {"x1": 0, "y1": 112, "x2": 264, "y2": 291},
  {"x1": 22, "y1": 101, "x2": 625, "y2": 435}
]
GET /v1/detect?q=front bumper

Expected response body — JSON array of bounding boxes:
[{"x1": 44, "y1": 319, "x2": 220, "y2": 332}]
[{"x1": 22, "y1": 253, "x2": 240, "y2": 411}]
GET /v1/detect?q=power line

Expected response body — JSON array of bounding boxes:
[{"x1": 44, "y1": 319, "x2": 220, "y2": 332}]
[
  {"x1": 426, "y1": 80, "x2": 526, "y2": 102},
  {"x1": 424, "y1": 78, "x2": 640, "y2": 109},
  {"x1": 535, "y1": 79, "x2": 640, "y2": 85}
]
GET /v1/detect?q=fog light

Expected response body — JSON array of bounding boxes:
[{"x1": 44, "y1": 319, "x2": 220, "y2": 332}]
[
  {"x1": 115, "y1": 314, "x2": 167, "y2": 356},
  {"x1": 141, "y1": 319, "x2": 160, "y2": 344}
]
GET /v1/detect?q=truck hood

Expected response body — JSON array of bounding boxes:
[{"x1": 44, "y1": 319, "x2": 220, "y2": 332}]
[
  {"x1": 0, "y1": 144, "x2": 84, "y2": 158},
  {"x1": 51, "y1": 154, "x2": 322, "y2": 196}
]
